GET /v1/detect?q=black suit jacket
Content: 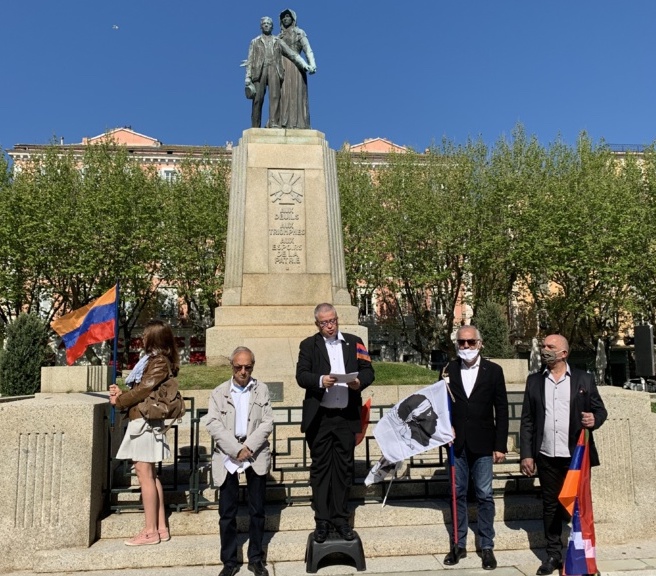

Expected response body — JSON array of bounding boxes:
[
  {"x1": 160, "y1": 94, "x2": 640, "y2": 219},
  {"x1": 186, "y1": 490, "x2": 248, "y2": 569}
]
[
  {"x1": 446, "y1": 357, "x2": 509, "y2": 455},
  {"x1": 519, "y1": 366, "x2": 607, "y2": 466},
  {"x1": 296, "y1": 332, "x2": 375, "y2": 433}
]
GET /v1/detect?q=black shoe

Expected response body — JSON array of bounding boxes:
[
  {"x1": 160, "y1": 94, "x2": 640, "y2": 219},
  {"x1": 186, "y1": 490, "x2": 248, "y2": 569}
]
[
  {"x1": 443, "y1": 546, "x2": 467, "y2": 565},
  {"x1": 247, "y1": 561, "x2": 268, "y2": 576},
  {"x1": 314, "y1": 521, "x2": 330, "y2": 543},
  {"x1": 218, "y1": 565, "x2": 239, "y2": 576},
  {"x1": 481, "y1": 549, "x2": 497, "y2": 570},
  {"x1": 336, "y1": 524, "x2": 355, "y2": 541},
  {"x1": 536, "y1": 556, "x2": 562, "y2": 575}
]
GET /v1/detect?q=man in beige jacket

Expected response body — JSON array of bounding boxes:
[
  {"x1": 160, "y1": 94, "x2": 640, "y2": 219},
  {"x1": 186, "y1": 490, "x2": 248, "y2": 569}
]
[{"x1": 206, "y1": 347, "x2": 273, "y2": 576}]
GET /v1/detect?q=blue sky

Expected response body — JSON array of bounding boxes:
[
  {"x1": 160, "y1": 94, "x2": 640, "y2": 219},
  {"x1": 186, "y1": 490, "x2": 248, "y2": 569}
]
[{"x1": 2, "y1": 1, "x2": 655, "y2": 153}]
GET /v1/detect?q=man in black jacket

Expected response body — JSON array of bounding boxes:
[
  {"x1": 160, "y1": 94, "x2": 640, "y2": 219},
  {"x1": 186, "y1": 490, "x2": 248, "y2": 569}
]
[
  {"x1": 296, "y1": 303, "x2": 374, "y2": 543},
  {"x1": 443, "y1": 325, "x2": 509, "y2": 571},
  {"x1": 520, "y1": 334, "x2": 607, "y2": 575}
]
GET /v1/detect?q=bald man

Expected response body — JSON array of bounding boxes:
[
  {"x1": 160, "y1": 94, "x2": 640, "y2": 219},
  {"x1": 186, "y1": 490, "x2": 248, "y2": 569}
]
[{"x1": 520, "y1": 334, "x2": 607, "y2": 576}]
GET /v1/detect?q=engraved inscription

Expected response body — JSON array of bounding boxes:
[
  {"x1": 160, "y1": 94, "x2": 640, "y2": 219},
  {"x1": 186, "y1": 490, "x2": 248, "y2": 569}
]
[{"x1": 268, "y1": 170, "x2": 306, "y2": 272}]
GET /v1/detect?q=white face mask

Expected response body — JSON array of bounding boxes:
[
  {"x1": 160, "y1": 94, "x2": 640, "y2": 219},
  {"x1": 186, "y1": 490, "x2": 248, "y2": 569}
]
[{"x1": 457, "y1": 348, "x2": 480, "y2": 362}]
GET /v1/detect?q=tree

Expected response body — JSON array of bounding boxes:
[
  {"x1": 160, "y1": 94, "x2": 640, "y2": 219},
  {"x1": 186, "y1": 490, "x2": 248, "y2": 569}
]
[
  {"x1": 373, "y1": 143, "x2": 480, "y2": 363},
  {"x1": 0, "y1": 313, "x2": 50, "y2": 396},
  {"x1": 473, "y1": 301, "x2": 515, "y2": 358},
  {"x1": 626, "y1": 145, "x2": 656, "y2": 326},
  {"x1": 159, "y1": 153, "x2": 231, "y2": 329},
  {"x1": 517, "y1": 134, "x2": 643, "y2": 348},
  {"x1": 78, "y1": 140, "x2": 166, "y2": 365},
  {"x1": 0, "y1": 144, "x2": 82, "y2": 327},
  {"x1": 470, "y1": 125, "x2": 547, "y2": 322},
  {"x1": 337, "y1": 149, "x2": 387, "y2": 310}
]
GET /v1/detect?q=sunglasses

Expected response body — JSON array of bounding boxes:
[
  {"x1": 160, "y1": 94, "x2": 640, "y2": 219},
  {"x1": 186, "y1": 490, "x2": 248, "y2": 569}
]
[
  {"x1": 456, "y1": 339, "x2": 479, "y2": 347},
  {"x1": 232, "y1": 364, "x2": 253, "y2": 372},
  {"x1": 317, "y1": 318, "x2": 338, "y2": 328}
]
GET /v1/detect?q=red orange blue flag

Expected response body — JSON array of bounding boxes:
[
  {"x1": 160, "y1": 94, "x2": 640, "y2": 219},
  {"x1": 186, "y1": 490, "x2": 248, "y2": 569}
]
[
  {"x1": 51, "y1": 285, "x2": 118, "y2": 365},
  {"x1": 356, "y1": 342, "x2": 371, "y2": 362},
  {"x1": 355, "y1": 397, "x2": 372, "y2": 447},
  {"x1": 558, "y1": 429, "x2": 598, "y2": 576}
]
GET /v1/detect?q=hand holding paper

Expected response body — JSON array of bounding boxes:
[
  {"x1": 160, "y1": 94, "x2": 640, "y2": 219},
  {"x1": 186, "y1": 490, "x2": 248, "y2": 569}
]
[{"x1": 329, "y1": 372, "x2": 359, "y2": 384}]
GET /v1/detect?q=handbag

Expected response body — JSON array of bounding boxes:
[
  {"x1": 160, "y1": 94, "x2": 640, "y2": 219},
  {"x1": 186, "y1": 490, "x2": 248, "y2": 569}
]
[{"x1": 138, "y1": 360, "x2": 186, "y2": 432}]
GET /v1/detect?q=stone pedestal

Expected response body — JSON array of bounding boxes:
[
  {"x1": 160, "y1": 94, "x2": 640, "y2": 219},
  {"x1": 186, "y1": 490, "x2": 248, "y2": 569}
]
[
  {"x1": 206, "y1": 129, "x2": 366, "y2": 400},
  {"x1": 0, "y1": 393, "x2": 109, "y2": 571},
  {"x1": 41, "y1": 366, "x2": 112, "y2": 393}
]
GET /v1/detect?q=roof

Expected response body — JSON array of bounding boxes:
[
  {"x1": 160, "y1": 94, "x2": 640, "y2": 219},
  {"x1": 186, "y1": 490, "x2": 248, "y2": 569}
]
[
  {"x1": 348, "y1": 137, "x2": 408, "y2": 154},
  {"x1": 82, "y1": 127, "x2": 162, "y2": 147}
]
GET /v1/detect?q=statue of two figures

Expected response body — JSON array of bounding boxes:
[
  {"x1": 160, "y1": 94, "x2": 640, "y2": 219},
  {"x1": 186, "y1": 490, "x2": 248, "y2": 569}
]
[{"x1": 244, "y1": 9, "x2": 316, "y2": 129}]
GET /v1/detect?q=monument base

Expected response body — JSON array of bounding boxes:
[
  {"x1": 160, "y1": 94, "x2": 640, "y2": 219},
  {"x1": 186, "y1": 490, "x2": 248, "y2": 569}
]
[
  {"x1": 206, "y1": 128, "x2": 368, "y2": 402},
  {"x1": 206, "y1": 305, "x2": 367, "y2": 404}
]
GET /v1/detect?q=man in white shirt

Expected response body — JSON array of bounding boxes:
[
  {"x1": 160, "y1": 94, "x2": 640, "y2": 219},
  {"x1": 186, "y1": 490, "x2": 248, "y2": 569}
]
[
  {"x1": 206, "y1": 347, "x2": 274, "y2": 576},
  {"x1": 520, "y1": 334, "x2": 607, "y2": 575},
  {"x1": 296, "y1": 303, "x2": 375, "y2": 543},
  {"x1": 443, "y1": 325, "x2": 508, "y2": 571}
]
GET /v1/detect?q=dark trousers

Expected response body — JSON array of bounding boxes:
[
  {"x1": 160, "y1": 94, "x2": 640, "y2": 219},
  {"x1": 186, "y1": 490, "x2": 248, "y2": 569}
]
[
  {"x1": 251, "y1": 64, "x2": 281, "y2": 128},
  {"x1": 305, "y1": 408, "x2": 355, "y2": 527},
  {"x1": 536, "y1": 454, "x2": 571, "y2": 561},
  {"x1": 218, "y1": 468, "x2": 267, "y2": 567}
]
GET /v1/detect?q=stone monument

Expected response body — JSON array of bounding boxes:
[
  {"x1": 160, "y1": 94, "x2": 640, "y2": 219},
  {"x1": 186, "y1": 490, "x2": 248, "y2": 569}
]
[{"x1": 206, "y1": 13, "x2": 365, "y2": 401}]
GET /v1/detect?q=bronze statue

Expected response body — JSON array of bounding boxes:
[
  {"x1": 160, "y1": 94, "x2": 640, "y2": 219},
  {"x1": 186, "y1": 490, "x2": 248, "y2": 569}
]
[
  {"x1": 278, "y1": 9, "x2": 316, "y2": 129},
  {"x1": 245, "y1": 16, "x2": 311, "y2": 129}
]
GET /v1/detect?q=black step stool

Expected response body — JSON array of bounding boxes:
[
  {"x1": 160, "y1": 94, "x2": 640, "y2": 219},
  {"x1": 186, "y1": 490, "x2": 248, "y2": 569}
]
[{"x1": 305, "y1": 531, "x2": 366, "y2": 573}]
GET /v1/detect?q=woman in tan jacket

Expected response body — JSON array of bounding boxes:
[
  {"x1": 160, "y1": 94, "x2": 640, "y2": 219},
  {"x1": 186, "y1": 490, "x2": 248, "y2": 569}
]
[{"x1": 109, "y1": 319, "x2": 179, "y2": 546}]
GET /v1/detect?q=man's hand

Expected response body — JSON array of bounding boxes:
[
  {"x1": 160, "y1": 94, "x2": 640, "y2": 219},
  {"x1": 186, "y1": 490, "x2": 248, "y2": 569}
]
[
  {"x1": 237, "y1": 446, "x2": 253, "y2": 462},
  {"x1": 581, "y1": 411, "x2": 595, "y2": 429},
  {"x1": 322, "y1": 375, "x2": 337, "y2": 388},
  {"x1": 347, "y1": 377, "x2": 361, "y2": 390},
  {"x1": 493, "y1": 451, "x2": 506, "y2": 464},
  {"x1": 521, "y1": 457, "x2": 536, "y2": 477},
  {"x1": 448, "y1": 426, "x2": 456, "y2": 446}
]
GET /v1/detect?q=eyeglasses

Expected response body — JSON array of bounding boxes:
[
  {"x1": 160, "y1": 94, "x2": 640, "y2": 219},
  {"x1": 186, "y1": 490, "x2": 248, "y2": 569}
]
[
  {"x1": 232, "y1": 364, "x2": 253, "y2": 372},
  {"x1": 317, "y1": 318, "x2": 338, "y2": 328},
  {"x1": 457, "y1": 339, "x2": 479, "y2": 347}
]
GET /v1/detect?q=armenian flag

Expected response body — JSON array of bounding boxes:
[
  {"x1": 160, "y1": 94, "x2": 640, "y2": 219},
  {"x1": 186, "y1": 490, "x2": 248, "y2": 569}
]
[
  {"x1": 558, "y1": 429, "x2": 598, "y2": 576},
  {"x1": 51, "y1": 285, "x2": 118, "y2": 365},
  {"x1": 356, "y1": 342, "x2": 371, "y2": 362},
  {"x1": 355, "y1": 397, "x2": 372, "y2": 447}
]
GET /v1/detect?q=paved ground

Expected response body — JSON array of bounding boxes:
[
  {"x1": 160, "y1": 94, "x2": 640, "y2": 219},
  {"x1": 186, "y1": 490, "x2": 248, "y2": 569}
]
[{"x1": 5, "y1": 539, "x2": 656, "y2": 576}]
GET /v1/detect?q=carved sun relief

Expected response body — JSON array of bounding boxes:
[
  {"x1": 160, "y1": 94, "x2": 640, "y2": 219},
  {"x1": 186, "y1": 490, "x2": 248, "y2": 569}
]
[{"x1": 269, "y1": 171, "x2": 303, "y2": 203}]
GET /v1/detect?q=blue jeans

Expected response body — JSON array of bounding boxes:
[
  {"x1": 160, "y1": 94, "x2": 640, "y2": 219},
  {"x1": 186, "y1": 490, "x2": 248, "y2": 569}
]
[{"x1": 451, "y1": 449, "x2": 495, "y2": 550}]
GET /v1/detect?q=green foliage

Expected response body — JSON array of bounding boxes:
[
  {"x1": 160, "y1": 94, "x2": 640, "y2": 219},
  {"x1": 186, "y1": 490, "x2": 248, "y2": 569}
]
[
  {"x1": 0, "y1": 313, "x2": 50, "y2": 396},
  {"x1": 0, "y1": 139, "x2": 231, "y2": 365},
  {"x1": 159, "y1": 153, "x2": 230, "y2": 329},
  {"x1": 338, "y1": 150, "x2": 386, "y2": 306},
  {"x1": 473, "y1": 301, "x2": 515, "y2": 358}
]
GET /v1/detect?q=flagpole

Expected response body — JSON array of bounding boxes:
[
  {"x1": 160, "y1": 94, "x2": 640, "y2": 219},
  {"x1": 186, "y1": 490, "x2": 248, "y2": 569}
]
[
  {"x1": 448, "y1": 443, "x2": 458, "y2": 549},
  {"x1": 382, "y1": 474, "x2": 396, "y2": 508},
  {"x1": 110, "y1": 282, "x2": 119, "y2": 431},
  {"x1": 446, "y1": 385, "x2": 458, "y2": 551}
]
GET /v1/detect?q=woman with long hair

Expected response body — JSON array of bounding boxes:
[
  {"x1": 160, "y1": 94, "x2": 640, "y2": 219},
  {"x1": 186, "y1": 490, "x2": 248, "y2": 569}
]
[{"x1": 109, "y1": 319, "x2": 180, "y2": 546}]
